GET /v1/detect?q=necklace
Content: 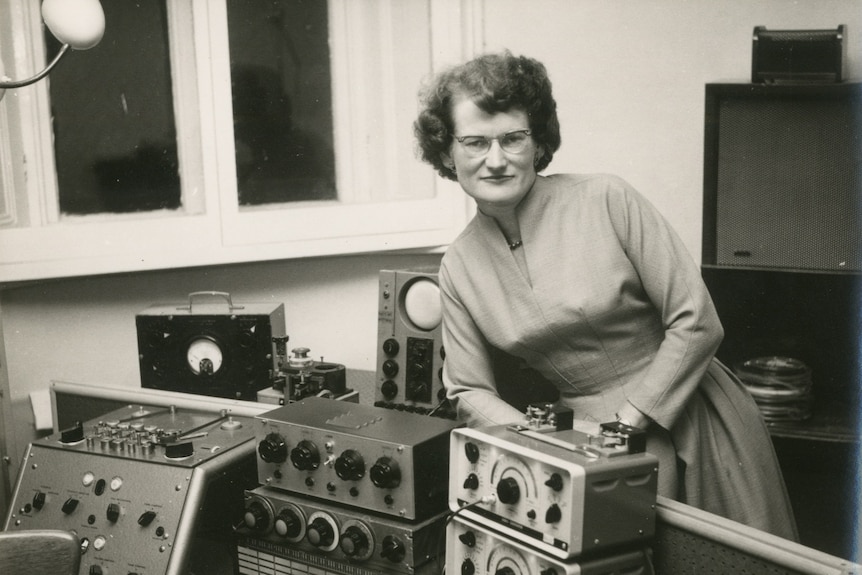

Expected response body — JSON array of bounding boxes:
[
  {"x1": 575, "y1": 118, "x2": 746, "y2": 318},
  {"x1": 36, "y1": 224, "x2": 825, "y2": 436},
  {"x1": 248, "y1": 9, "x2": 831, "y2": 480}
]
[{"x1": 508, "y1": 239, "x2": 523, "y2": 250}]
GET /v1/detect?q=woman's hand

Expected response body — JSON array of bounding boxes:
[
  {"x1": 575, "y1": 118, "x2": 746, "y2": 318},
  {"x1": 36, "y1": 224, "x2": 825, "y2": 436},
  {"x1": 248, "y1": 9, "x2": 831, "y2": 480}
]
[{"x1": 615, "y1": 402, "x2": 650, "y2": 430}]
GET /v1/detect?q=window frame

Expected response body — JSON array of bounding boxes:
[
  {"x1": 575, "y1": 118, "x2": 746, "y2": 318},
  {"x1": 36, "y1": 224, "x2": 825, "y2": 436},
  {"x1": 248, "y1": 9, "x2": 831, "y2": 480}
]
[{"x1": 0, "y1": 0, "x2": 482, "y2": 283}]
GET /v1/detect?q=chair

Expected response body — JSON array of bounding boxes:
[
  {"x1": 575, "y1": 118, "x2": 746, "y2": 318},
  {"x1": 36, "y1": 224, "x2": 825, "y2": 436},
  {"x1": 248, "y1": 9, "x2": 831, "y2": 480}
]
[{"x1": 0, "y1": 529, "x2": 80, "y2": 575}]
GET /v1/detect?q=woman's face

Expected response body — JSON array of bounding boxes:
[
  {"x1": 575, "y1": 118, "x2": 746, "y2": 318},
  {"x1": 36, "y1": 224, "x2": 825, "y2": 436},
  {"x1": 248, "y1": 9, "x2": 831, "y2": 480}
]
[{"x1": 442, "y1": 96, "x2": 539, "y2": 215}]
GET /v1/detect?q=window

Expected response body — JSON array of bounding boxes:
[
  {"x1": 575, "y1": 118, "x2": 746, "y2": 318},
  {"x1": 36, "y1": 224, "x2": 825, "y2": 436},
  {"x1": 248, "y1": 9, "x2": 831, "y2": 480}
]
[
  {"x1": 227, "y1": 0, "x2": 336, "y2": 206},
  {"x1": 47, "y1": 1, "x2": 181, "y2": 215},
  {"x1": 0, "y1": 0, "x2": 480, "y2": 283}
]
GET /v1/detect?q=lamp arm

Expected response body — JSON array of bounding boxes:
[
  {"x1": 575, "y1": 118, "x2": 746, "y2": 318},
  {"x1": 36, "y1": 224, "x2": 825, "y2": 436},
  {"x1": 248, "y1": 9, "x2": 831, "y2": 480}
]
[{"x1": 0, "y1": 43, "x2": 70, "y2": 89}]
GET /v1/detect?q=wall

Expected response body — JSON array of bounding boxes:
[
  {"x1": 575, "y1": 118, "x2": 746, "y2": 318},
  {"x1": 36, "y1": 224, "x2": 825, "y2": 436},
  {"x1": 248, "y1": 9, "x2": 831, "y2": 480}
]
[{"x1": 1, "y1": 0, "x2": 860, "y2": 507}]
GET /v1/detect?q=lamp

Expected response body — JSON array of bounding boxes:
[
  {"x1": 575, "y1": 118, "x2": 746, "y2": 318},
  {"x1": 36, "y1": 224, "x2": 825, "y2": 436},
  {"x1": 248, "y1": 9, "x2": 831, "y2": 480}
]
[{"x1": 0, "y1": 0, "x2": 105, "y2": 100}]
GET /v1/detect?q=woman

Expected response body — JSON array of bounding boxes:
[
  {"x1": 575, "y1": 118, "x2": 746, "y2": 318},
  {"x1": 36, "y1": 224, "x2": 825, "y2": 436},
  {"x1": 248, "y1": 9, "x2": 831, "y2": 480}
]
[{"x1": 414, "y1": 50, "x2": 798, "y2": 540}]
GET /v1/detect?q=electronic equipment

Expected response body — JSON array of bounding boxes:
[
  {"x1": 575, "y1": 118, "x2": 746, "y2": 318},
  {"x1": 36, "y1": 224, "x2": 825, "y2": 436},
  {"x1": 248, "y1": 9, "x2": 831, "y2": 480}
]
[
  {"x1": 235, "y1": 486, "x2": 446, "y2": 575},
  {"x1": 447, "y1": 515, "x2": 652, "y2": 575},
  {"x1": 136, "y1": 291, "x2": 286, "y2": 401},
  {"x1": 268, "y1": 340, "x2": 350, "y2": 402},
  {"x1": 449, "y1": 408, "x2": 658, "y2": 560},
  {"x1": 375, "y1": 268, "x2": 455, "y2": 418},
  {"x1": 255, "y1": 397, "x2": 462, "y2": 520},
  {"x1": 752, "y1": 25, "x2": 845, "y2": 84},
  {"x1": 4, "y1": 401, "x2": 260, "y2": 575},
  {"x1": 702, "y1": 82, "x2": 862, "y2": 273}
]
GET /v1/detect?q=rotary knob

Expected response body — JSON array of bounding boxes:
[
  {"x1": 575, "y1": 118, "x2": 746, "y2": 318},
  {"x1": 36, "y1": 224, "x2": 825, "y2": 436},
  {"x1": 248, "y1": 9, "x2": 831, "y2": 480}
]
[
  {"x1": 544, "y1": 473, "x2": 564, "y2": 492},
  {"x1": 243, "y1": 501, "x2": 270, "y2": 533},
  {"x1": 382, "y1": 338, "x2": 400, "y2": 356},
  {"x1": 290, "y1": 440, "x2": 320, "y2": 470},
  {"x1": 340, "y1": 525, "x2": 370, "y2": 558},
  {"x1": 380, "y1": 380, "x2": 398, "y2": 400},
  {"x1": 462, "y1": 473, "x2": 479, "y2": 490},
  {"x1": 496, "y1": 477, "x2": 520, "y2": 504},
  {"x1": 274, "y1": 508, "x2": 303, "y2": 539},
  {"x1": 306, "y1": 517, "x2": 335, "y2": 548},
  {"x1": 464, "y1": 442, "x2": 480, "y2": 463},
  {"x1": 380, "y1": 535, "x2": 406, "y2": 563},
  {"x1": 370, "y1": 457, "x2": 401, "y2": 488},
  {"x1": 335, "y1": 450, "x2": 365, "y2": 481},
  {"x1": 461, "y1": 559, "x2": 476, "y2": 575},
  {"x1": 382, "y1": 359, "x2": 399, "y2": 378},
  {"x1": 258, "y1": 432, "x2": 288, "y2": 463},
  {"x1": 496, "y1": 568, "x2": 516, "y2": 575}
]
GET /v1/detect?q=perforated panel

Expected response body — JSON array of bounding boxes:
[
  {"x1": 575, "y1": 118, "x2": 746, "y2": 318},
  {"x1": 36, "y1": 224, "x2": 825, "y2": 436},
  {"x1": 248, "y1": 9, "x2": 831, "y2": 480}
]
[
  {"x1": 654, "y1": 522, "x2": 807, "y2": 575},
  {"x1": 713, "y1": 93, "x2": 862, "y2": 272}
]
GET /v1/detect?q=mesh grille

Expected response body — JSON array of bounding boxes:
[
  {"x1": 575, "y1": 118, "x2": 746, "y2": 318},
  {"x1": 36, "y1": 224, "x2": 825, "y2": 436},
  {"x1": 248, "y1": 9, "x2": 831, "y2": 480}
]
[
  {"x1": 715, "y1": 97, "x2": 862, "y2": 272},
  {"x1": 654, "y1": 522, "x2": 808, "y2": 575}
]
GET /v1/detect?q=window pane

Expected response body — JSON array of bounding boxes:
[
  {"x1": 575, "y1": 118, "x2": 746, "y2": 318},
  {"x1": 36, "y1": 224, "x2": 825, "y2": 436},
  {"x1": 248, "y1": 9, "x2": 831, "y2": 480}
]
[
  {"x1": 227, "y1": 0, "x2": 336, "y2": 206},
  {"x1": 48, "y1": 0, "x2": 180, "y2": 215}
]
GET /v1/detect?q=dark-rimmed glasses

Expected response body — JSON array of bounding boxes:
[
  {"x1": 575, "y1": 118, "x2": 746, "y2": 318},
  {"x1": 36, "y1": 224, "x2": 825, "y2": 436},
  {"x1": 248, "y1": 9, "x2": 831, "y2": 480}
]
[{"x1": 454, "y1": 129, "x2": 532, "y2": 157}]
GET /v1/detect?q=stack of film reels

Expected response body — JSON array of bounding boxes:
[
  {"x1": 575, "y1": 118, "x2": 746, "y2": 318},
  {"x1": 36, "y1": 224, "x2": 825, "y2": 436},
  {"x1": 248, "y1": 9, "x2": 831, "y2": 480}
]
[
  {"x1": 235, "y1": 397, "x2": 462, "y2": 575},
  {"x1": 447, "y1": 404, "x2": 660, "y2": 575}
]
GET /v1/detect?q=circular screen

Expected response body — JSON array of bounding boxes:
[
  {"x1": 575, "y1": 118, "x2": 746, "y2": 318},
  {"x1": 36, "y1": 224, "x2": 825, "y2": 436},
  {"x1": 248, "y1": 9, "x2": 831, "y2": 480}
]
[{"x1": 403, "y1": 278, "x2": 442, "y2": 331}]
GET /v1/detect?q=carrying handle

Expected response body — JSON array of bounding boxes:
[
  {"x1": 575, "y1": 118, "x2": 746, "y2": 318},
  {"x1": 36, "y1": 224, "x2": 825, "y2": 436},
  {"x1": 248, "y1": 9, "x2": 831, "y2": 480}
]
[{"x1": 177, "y1": 291, "x2": 245, "y2": 312}]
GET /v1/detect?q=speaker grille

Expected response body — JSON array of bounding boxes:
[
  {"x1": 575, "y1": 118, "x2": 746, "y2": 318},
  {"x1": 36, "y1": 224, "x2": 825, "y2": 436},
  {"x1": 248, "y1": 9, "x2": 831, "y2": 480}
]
[{"x1": 714, "y1": 93, "x2": 862, "y2": 272}]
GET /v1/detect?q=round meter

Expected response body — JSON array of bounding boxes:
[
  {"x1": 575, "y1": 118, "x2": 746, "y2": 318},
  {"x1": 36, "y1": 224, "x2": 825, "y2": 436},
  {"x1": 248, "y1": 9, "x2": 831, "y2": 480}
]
[{"x1": 186, "y1": 337, "x2": 224, "y2": 375}]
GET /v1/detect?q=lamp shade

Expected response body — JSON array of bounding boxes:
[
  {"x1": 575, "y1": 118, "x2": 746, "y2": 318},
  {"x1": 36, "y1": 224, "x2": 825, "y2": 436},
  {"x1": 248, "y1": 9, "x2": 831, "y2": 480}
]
[{"x1": 41, "y1": 0, "x2": 105, "y2": 50}]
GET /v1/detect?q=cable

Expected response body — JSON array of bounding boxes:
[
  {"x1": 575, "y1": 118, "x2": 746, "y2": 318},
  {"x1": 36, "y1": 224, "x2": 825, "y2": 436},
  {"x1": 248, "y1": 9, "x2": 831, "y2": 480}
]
[
  {"x1": 439, "y1": 494, "x2": 497, "y2": 575},
  {"x1": 444, "y1": 494, "x2": 496, "y2": 530}
]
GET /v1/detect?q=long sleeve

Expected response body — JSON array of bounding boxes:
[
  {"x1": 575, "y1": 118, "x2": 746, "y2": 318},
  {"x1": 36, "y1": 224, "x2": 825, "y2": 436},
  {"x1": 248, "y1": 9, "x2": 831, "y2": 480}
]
[
  {"x1": 605, "y1": 179, "x2": 724, "y2": 429},
  {"x1": 439, "y1": 262, "x2": 526, "y2": 426}
]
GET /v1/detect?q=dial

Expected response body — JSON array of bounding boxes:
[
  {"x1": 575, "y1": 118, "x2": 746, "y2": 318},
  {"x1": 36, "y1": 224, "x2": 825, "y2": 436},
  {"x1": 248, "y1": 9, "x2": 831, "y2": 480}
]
[
  {"x1": 186, "y1": 337, "x2": 224, "y2": 375},
  {"x1": 291, "y1": 440, "x2": 321, "y2": 470},
  {"x1": 370, "y1": 457, "x2": 401, "y2": 489},
  {"x1": 339, "y1": 522, "x2": 374, "y2": 561},
  {"x1": 274, "y1": 505, "x2": 305, "y2": 542},
  {"x1": 335, "y1": 450, "x2": 365, "y2": 481}
]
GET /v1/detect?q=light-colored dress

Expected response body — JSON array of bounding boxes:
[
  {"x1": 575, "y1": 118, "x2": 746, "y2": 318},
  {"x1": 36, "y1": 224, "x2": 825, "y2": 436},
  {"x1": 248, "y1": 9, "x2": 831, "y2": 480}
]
[{"x1": 440, "y1": 173, "x2": 798, "y2": 541}]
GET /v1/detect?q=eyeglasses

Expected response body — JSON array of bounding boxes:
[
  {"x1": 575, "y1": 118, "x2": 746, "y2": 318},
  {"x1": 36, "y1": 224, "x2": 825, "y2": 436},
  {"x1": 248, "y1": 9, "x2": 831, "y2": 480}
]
[{"x1": 454, "y1": 129, "x2": 533, "y2": 157}]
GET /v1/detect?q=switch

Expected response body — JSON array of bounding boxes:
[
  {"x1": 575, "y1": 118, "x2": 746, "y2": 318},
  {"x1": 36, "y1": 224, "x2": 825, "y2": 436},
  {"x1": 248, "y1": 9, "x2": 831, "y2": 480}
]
[
  {"x1": 545, "y1": 503, "x2": 562, "y2": 524},
  {"x1": 107, "y1": 503, "x2": 120, "y2": 523},
  {"x1": 62, "y1": 498, "x2": 79, "y2": 515},
  {"x1": 138, "y1": 510, "x2": 157, "y2": 527},
  {"x1": 32, "y1": 491, "x2": 46, "y2": 510}
]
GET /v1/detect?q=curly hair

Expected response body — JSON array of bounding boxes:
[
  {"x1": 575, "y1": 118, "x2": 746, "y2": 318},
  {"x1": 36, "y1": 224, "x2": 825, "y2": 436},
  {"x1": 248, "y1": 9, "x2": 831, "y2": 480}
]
[{"x1": 414, "y1": 51, "x2": 561, "y2": 181}]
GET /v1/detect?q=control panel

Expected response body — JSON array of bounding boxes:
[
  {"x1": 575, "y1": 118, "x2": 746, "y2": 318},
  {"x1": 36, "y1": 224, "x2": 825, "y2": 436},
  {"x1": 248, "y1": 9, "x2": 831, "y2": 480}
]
[
  {"x1": 4, "y1": 403, "x2": 258, "y2": 575},
  {"x1": 236, "y1": 486, "x2": 446, "y2": 575},
  {"x1": 447, "y1": 515, "x2": 652, "y2": 575},
  {"x1": 449, "y1": 418, "x2": 658, "y2": 559},
  {"x1": 255, "y1": 397, "x2": 461, "y2": 520}
]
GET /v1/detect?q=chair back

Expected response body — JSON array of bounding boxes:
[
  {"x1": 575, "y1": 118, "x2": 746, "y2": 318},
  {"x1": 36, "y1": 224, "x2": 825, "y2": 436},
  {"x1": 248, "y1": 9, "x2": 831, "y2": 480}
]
[{"x1": 0, "y1": 529, "x2": 80, "y2": 575}]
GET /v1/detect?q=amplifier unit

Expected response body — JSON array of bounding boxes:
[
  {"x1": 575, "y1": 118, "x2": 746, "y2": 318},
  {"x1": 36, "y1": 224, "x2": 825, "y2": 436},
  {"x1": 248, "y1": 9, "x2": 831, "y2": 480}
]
[
  {"x1": 375, "y1": 268, "x2": 454, "y2": 418},
  {"x1": 136, "y1": 291, "x2": 286, "y2": 401},
  {"x1": 235, "y1": 486, "x2": 446, "y2": 575},
  {"x1": 255, "y1": 397, "x2": 462, "y2": 520},
  {"x1": 447, "y1": 515, "x2": 652, "y2": 575},
  {"x1": 4, "y1": 402, "x2": 259, "y2": 575},
  {"x1": 449, "y1": 415, "x2": 658, "y2": 559}
]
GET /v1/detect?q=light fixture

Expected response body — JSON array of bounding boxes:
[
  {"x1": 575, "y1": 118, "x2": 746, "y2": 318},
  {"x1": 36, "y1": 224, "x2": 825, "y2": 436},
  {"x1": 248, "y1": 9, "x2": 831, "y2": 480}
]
[{"x1": 0, "y1": 0, "x2": 105, "y2": 100}]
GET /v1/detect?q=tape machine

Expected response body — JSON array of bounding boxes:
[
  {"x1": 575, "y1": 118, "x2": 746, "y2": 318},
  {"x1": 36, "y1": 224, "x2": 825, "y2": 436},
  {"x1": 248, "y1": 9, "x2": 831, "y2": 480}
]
[{"x1": 136, "y1": 291, "x2": 286, "y2": 401}]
